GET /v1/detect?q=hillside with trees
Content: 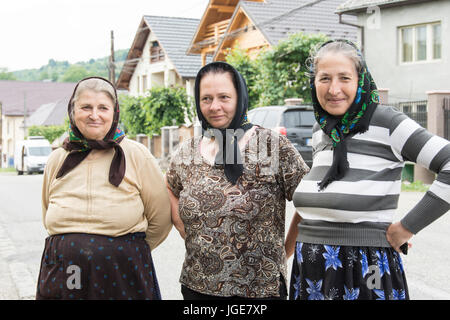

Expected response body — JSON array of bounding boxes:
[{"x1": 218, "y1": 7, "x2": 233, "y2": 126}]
[{"x1": 3, "y1": 49, "x2": 129, "y2": 82}]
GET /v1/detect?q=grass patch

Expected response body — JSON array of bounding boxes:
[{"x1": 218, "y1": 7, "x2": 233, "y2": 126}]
[
  {"x1": 0, "y1": 167, "x2": 15, "y2": 173},
  {"x1": 402, "y1": 180, "x2": 430, "y2": 192}
]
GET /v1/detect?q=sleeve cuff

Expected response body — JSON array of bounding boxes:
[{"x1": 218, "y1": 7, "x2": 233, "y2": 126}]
[{"x1": 400, "y1": 191, "x2": 450, "y2": 234}]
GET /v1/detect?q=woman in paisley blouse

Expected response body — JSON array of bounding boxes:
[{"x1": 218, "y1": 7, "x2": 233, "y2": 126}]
[{"x1": 166, "y1": 61, "x2": 310, "y2": 300}]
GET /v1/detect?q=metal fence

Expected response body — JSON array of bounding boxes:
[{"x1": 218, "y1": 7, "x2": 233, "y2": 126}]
[
  {"x1": 444, "y1": 98, "x2": 450, "y2": 140},
  {"x1": 394, "y1": 100, "x2": 428, "y2": 129}
]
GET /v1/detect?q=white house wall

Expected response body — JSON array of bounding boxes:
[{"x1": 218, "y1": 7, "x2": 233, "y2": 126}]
[
  {"x1": 357, "y1": 1, "x2": 450, "y2": 102},
  {"x1": 128, "y1": 32, "x2": 182, "y2": 96},
  {"x1": 1, "y1": 115, "x2": 25, "y2": 167}
]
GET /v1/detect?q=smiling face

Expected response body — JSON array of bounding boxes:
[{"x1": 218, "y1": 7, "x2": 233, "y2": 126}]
[
  {"x1": 72, "y1": 89, "x2": 115, "y2": 140},
  {"x1": 199, "y1": 72, "x2": 238, "y2": 129},
  {"x1": 314, "y1": 52, "x2": 359, "y2": 116}
]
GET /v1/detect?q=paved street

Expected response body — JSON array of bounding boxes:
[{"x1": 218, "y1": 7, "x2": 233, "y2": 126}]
[{"x1": 0, "y1": 172, "x2": 449, "y2": 300}]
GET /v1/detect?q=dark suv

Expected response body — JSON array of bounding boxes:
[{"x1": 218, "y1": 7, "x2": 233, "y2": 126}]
[{"x1": 248, "y1": 105, "x2": 315, "y2": 167}]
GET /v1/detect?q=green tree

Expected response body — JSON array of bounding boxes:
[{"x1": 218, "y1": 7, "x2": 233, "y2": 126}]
[
  {"x1": 120, "y1": 86, "x2": 193, "y2": 136},
  {"x1": 255, "y1": 32, "x2": 328, "y2": 106},
  {"x1": 119, "y1": 94, "x2": 148, "y2": 136},
  {"x1": 51, "y1": 71, "x2": 59, "y2": 82},
  {"x1": 39, "y1": 71, "x2": 50, "y2": 80},
  {"x1": 11, "y1": 49, "x2": 129, "y2": 82},
  {"x1": 0, "y1": 68, "x2": 17, "y2": 80},
  {"x1": 225, "y1": 45, "x2": 260, "y2": 110},
  {"x1": 28, "y1": 125, "x2": 67, "y2": 143},
  {"x1": 144, "y1": 87, "x2": 193, "y2": 136},
  {"x1": 61, "y1": 65, "x2": 91, "y2": 82},
  {"x1": 48, "y1": 59, "x2": 57, "y2": 67}
]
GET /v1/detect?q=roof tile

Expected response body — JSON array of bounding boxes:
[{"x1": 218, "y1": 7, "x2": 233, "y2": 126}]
[
  {"x1": 0, "y1": 80, "x2": 76, "y2": 116},
  {"x1": 240, "y1": 0, "x2": 358, "y2": 45},
  {"x1": 143, "y1": 16, "x2": 210, "y2": 78}
]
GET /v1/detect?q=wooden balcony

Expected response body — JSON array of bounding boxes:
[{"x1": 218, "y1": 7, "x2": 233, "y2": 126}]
[{"x1": 201, "y1": 19, "x2": 231, "y2": 48}]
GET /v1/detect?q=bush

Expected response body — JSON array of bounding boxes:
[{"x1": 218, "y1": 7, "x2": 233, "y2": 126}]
[
  {"x1": 0, "y1": 68, "x2": 17, "y2": 80},
  {"x1": 254, "y1": 32, "x2": 328, "y2": 106},
  {"x1": 119, "y1": 94, "x2": 148, "y2": 136},
  {"x1": 28, "y1": 125, "x2": 67, "y2": 143},
  {"x1": 225, "y1": 45, "x2": 260, "y2": 110},
  {"x1": 401, "y1": 180, "x2": 430, "y2": 192},
  {"x1": 120, "y1": 86, "x2": 193, "y2": 136}
]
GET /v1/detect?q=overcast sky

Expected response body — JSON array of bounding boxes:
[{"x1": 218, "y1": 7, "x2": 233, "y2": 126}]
[{"x1": 0, "y1": 0, "x2": 209, "y2": 71}]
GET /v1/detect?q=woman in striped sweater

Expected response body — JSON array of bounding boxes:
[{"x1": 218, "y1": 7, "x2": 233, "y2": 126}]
[{"x1": 285, "y1": 39, "x2": 450, "y2": 300}]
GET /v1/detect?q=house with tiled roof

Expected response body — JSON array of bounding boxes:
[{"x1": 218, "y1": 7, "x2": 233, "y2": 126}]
[
  {"x1": 337, "y1": 0, "x2": 449, "y2": 104},
  {"x1": 116, "y1": 15, "x2": 209, "y2": 97},
  {"x1": 187, "y1": 0, "x2": 358, "y2": 63},
  {"x1": 0, "y1": 80, "x2": 75, "y2": 167},
  {"x1": 26, "y1": 97, "x2": 70, "y2": 127}
]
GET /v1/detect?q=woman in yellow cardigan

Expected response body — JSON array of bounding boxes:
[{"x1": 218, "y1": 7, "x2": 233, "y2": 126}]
[{"x1": 36, "y1": 77, "x2": 172, "y2": 300}]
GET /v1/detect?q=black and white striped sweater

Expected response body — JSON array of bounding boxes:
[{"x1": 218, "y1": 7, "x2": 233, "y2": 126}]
[{"x1": 293, "y1": 105, "x2": 450, "y2": 247}]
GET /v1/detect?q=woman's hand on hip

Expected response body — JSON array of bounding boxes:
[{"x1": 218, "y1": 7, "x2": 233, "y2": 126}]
[{"x1": 386, "y1": 222, "x2": 413, "y2": 253}]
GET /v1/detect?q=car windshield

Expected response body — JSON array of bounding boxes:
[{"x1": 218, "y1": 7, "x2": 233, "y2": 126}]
[
  {"x1": 284, "y1": 110, "x2": 315, "y2": 128},
  {"x1": 28, "y1": 146, "x2": 52, "y2": 156}
]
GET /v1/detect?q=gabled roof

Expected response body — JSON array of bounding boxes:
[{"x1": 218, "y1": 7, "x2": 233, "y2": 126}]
[
  {"x1": 144, "y1": 16, "x2": 205, "y2": 78},
  {"x1": 116, "y1": 15, "x2": 205, "y2": 90},
  {"x1": 187, "y1": 0, "x2": 264, "y2": 55},
  {"x1": 336, "y1": 0, "x2": 431, "y2": 13},
  {"x1": 26, "y1": 97, "x2": 70, "y2": 127},
  {"x1": 240, "y1": 0, "x2": 357, "y2": 46},
  {"x1": 0, "y1": 80, "x2": 75, "y2": 116}
]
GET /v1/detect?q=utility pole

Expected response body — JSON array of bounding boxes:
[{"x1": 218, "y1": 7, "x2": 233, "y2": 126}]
[{"x1": 109, "y1": 30, "x2": 116, "y2": 83}]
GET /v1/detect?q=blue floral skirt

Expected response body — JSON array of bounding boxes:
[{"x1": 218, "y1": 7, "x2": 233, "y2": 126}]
[
  {"x1": 289, "y1": 242, "x2": 409, "y2": 300},
  {"x1": 36, "y1": 232, "x2": 161, "y2": 300}
]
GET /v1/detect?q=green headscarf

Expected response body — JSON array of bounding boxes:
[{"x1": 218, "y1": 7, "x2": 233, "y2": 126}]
[{"x1": 310, "y1": 39, "x2": 380, "y2": 190}]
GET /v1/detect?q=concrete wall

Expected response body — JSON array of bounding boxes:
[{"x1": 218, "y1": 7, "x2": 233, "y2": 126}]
[{"x1": 356, "y1": 1, "x2": 450, "y2": 103}]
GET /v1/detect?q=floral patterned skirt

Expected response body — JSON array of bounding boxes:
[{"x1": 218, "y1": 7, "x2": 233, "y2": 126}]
[{"x1": 289, "y1": 242, "x2": 409, "y2": 300}]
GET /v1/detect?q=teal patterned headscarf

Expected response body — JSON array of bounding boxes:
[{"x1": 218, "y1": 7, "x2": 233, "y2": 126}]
[{"x1": 310, "y1": 39, "x2": 380, "y2": 190}]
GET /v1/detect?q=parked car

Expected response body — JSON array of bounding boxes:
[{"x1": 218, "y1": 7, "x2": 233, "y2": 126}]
[
  {"x1": 248, "y1": 105, "x2": 315, "y2": 167},
  {"x1": 14, "y1": 136, "x2": 52, "y2": 175}
]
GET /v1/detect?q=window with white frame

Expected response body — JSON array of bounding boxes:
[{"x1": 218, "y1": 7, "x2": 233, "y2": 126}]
[{"x1": 399, "y1": 22, "x2": 441, "y2": 63}]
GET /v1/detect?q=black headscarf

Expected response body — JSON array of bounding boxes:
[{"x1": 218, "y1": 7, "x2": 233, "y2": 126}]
[
  {"x1": 195, "y1": 61, "x2": 253, "y2": 185},
  {"x1": 310, "y1": 39, "x2": 380, "y2": 190}
]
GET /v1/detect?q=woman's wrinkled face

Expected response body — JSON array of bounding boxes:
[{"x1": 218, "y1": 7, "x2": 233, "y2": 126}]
[
  {"x1": 199, "y1": 72, "x2": 238, "y2": 129},
  {"x1": 73, "y1": 89, "x2": 115, "y2": 140},
  {"x1": 314, "y1": 52, "x2": 359, "y2": 116}
]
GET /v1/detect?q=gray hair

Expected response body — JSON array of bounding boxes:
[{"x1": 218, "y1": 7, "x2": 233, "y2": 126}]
[
  {"x1": 72, "y1": 78, "x2": 116, "y2": 104},
  {"x1": 307, "y1": 40, "x2": 363, "y2": 78},
  {"x1": 70, "y1": 78, "x2": 116, "y2": 117}
]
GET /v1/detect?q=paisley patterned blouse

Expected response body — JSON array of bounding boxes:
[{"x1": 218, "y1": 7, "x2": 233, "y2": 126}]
[{"x1": 166, "y1": 127, "x2": 309, "y2": 298}]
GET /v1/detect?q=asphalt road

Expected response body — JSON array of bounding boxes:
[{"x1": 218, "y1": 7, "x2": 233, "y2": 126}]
[{"x1": 0, "y1": 172, "x2": 449, "y2": 300}]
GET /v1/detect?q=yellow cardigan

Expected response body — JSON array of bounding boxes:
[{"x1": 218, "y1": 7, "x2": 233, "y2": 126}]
[{"x1": 42, "y1": 138, "x2": 172, "y2": 251}]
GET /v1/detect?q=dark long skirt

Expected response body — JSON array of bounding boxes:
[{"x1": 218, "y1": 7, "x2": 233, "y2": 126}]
[
  {"x1": 289, "y1": 242, "x2": 409, "y2": 300},
  {"x1": 36, "y1": 232, "x2": 161, "y2": 300}
]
